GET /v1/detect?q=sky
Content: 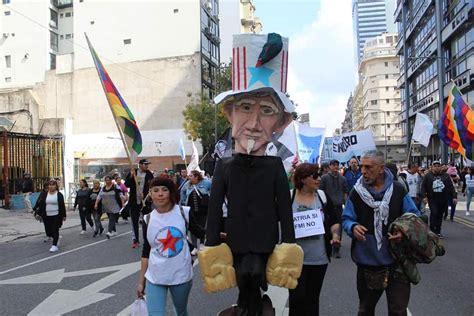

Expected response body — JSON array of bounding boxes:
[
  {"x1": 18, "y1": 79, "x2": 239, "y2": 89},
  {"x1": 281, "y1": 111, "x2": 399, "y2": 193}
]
[{"x1": 254, "y1": 0, "x2": 357, "y2": 135}]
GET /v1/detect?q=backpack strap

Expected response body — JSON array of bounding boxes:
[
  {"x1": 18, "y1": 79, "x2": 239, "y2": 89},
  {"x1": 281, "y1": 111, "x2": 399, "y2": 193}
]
[
  {"x1": 291, "y1": 189, "x2": 296, "y2": 204},
  {"x1": 179, "y1": 205, "x2": 189, "y2": 234},
  {"x1": 316, "y1": 189, "x2": 327, "y2": 206}
]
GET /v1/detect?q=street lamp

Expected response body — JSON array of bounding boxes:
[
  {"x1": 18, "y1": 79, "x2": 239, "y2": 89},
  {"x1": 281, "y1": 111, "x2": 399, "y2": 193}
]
[{"x1": 365, "y1": 108, "x2": 388, "y2": 158}]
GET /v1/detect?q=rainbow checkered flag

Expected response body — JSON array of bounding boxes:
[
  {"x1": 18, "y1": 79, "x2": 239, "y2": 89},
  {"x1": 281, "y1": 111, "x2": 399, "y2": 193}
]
[
  {"x1": 85, "y1": 34, "x2": 142, "y2": 162},
  {"x1": 438, "y1": 83, "x2": 474, "y2": 159}
]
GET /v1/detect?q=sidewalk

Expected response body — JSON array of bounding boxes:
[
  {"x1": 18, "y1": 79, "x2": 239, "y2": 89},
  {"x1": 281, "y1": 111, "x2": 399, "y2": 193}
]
[{"x1": 0, "y1": 208, "x2": 81, "y2": 243}]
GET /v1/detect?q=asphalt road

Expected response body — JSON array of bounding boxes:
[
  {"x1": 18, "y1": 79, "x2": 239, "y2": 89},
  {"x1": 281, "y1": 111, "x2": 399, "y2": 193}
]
[{"x1": 0, "y1": 217, "x2": 472, "y2": 315}]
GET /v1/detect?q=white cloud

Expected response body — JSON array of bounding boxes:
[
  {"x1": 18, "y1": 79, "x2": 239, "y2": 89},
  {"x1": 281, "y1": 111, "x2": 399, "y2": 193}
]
[{"x1": 287, "y1": 0, "x2": 356, "y2": 135}]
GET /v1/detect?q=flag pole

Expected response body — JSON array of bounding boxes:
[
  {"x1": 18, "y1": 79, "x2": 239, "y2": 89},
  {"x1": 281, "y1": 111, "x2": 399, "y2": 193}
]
[
  {"x1": 84, "y1": 33, "x2": 133, "y2": 166},
  {"x1": 406, "y1": 139, "x2": 413, "y2": 165},
  {"x1": 292, "y1": 121, "x2": 300, "y2": 163}
]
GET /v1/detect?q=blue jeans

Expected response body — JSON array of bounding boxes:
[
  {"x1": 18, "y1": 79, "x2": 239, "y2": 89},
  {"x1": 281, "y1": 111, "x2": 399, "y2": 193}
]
[{"x1": 145, "y1": 279, "x2": 192, "y2": 316}]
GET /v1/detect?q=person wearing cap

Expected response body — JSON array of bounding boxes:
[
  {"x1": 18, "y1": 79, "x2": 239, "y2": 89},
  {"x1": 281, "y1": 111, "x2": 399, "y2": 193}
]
[
  {"x1": 320, "y1": 159, "x2": 348, "y2": 258},
  {"x1": 420, "y1": 160, "x2": 457, "y2": 238},
  {"x1": 125, "y1": 158, "x2": 154, "y2": 248},
  {"x1": 200, "y1": 33, "x2": 302, "y2": 315}
]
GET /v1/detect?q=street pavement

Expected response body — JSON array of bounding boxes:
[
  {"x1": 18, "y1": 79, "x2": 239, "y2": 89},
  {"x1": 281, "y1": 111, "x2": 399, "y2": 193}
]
[{"x1": 0, "y1": 199, "x2": 473, "y2": 315}]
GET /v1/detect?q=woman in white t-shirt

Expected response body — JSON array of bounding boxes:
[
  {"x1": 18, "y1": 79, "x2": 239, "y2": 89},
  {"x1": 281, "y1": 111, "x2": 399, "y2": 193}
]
[
  {"x1": 136, "y1": 177, "x2": 205, "y2": 315},
  {"x1": 33, "y1": 179, "x2": 66, "y2": 253},
  {"x1": 465, "y1": 168, "x2": 474, "y2": 216}
]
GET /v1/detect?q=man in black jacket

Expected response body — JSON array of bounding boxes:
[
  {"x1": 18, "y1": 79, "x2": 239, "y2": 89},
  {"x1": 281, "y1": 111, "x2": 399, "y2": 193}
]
[
  {"x1": 125, "y1": 159, "x2": 154, "y2": 248},
  {"x1": 19, "y1": 173, "x2": 34, "y2": 213},
  {"x1": 421, "y1": 160, "x2": 457, "y2": 238}
]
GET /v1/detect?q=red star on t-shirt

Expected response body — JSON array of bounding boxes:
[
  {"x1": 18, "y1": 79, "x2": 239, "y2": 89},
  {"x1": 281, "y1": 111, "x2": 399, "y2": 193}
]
[{"x1": 158, "y1": 229, "x2": 180, "y2": 253}]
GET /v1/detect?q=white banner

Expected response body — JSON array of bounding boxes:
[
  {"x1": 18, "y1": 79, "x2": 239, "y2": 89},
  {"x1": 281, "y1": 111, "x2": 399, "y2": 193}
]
[
  {"x1": 322, "y1": 129, "x2": 376, "y2": 163},
  {"x1": 412, "y1": 112, "x2": 434, "y2": 147},
  {"x1": 186, "y1": 141, "x2": 202, "y2": 173},
  {"x1": 267, "y1": 121, "x2": 325, "y2": 170}
]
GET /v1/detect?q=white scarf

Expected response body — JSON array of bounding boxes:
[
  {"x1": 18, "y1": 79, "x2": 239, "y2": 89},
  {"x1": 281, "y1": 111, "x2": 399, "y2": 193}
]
[{"x1": 354, "y1": 177, "x2": 393, "y2": 251}]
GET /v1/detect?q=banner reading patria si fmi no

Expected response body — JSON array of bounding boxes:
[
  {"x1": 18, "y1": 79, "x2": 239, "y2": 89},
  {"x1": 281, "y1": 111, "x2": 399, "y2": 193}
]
[{"x1": 322, "y1": 129, "x2": 376, "y2": 163}]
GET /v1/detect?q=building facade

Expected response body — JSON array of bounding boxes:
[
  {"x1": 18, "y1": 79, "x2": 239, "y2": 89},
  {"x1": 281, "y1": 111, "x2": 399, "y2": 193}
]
[
  {"x1": 359, "y1": 32, "x2": 405, "y2": 162},
  {"x1": 341, "y1": 93, "x2": 354, "y2": 133},
  {"x1": 219, "y1": 0, "x2": 262, "y2": 63},
  {"x1": 0, "y1": 0, "x2": 222, "y2": 197},
  {"x1": 395, "y1": 0, "x2": 473, "y2": 164},
  {"x1": 353, "y1": 0, "x2": 397, "y2": 64}
]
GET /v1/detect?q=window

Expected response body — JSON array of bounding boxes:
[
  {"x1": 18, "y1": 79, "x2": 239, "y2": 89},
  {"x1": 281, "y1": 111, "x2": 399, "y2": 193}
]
[
  {"x1": 385, "y1": 74, "x2": 389, "y2": 79},
  {"x1": 50, "y1": 53, "x2": 56, "y2": 70},
  {"x1": 65, "y1": 12, "x2": 71, "y2": 17},
  {"x1": 123, "y1": 39, "x2": 131, "y2": 45},
  {"x1": 387, "y1": 111, "x2": 390, "y2": 116},
  {"x1": 65, "y1": 33, "x2": 71, "y2": 39},
  {"x1": 50, "y1": 31, "x2": 58, "y2": 51},
  {"x1": 90, "y1": 21, "x2": 94, "y2": 25},
  {"x1": 79, "y1": 0, "x2": 83, "y2": 2},
  {"x1": 5, "y1": 77, "x2": 11, "y2": 82},
  {"x1": 50, "y1": 9, "x2": 58, "y2": 28},
  {"x1": 387, "y1": 136, "x2": 391, "y2": 141},
  {"x1": 384, "y1": 62, "x2": 388, "y2": 67},
  {"x1": 4, "y1": 10, "x2": 10, "y2": 15},
  {"x1": 173, "y1": 8, "x2": 179, "y2": 13},
  {"x1": 371, "y1": 100, "x2": 377, "y2": 105},
  {"x1": 386, "y1": 99, "x2": 390, "y2": 104},
  {"x1": 60, "y1": 34, "x2": 64, "y2": 40},
  {"x1": 385, "y1": 87, "x2": 389, "y2": 91},
  {"x1": 387, "y1": 124, "x2": 391, "y2": 128},
  {"x1": 5, "y1": 55, "x2": 11, "y2": 68},
  {"x1": 2, "y1": 0, "x2": 10, "y2": 4},
  {"x1": 60, "y1": 13, "x2": 63, "y2": 18}
]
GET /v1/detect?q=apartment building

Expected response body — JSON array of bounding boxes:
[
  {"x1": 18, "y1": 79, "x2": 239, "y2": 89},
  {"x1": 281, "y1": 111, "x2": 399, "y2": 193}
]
[{"x1": 395, "y1": 0, "x2": 473, "y2": 162}]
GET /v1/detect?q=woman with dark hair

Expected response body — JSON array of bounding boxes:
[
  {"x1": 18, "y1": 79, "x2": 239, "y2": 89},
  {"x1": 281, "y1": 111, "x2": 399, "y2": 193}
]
[
  {"x1": 90, "y1": 179, "x2": 104, "y2": 237},
  {"x1": 289, "y1": 163, "x2": 340, "y2": 316},
  {"x1": 33, "y1": 180, "x2": 66, "y2": 253},
  {"x1": 180, "y1": 170, "x2": 211, "y2": 251},
  {"x1": 136, "y1": 177, "x2": 204, "y2": 315},
  {"x1": 74, "y1": 179, "x2": 94, "y2": 235},
  {"x1": 94, "y1": 176, "x2": 124, "y2": 239}
]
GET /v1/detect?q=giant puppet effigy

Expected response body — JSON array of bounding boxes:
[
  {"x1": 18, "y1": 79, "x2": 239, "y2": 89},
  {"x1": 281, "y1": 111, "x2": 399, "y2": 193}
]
[{"x1": 198, "y1": 33, "x2": 303, "y2": 316}]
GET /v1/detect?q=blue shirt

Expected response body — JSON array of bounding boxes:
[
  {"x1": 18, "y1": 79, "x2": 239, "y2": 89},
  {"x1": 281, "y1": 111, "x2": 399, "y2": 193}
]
[{"x1": 345, "y1": 169, "x2": 362, "y2": 192}]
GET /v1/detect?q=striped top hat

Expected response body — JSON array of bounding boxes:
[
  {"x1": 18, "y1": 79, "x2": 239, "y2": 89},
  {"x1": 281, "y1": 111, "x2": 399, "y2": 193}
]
[{"x1": 214, "y1": 33, "x2": 294, "y2": 113}]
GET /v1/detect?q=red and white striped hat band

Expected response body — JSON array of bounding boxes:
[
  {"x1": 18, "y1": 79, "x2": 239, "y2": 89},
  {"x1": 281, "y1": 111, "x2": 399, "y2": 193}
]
[{"x1": 214, "y1": 33, "x2": 295, "y2": 113}]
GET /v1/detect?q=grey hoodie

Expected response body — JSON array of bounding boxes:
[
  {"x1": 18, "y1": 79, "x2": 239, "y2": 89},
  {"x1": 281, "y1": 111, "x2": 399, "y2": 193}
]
[{"x1": 320, "y1": 172, "x2": 348, "y2": 207}]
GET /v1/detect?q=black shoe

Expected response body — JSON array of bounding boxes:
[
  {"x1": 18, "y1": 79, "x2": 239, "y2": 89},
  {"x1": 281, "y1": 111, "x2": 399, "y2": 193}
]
[
  {"x1": 437, "y1": 233, "x2": 444, "y2": 239},
  {"x1": 99, "y1": 227, "x2": 104, "y2": 235},
  {"x1": 93, "y1": 231, "x2": 98, "y2": 238}
]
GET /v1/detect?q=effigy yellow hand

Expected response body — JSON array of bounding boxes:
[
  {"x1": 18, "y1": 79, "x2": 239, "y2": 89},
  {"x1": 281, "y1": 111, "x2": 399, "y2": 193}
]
[
  {"x1": 198, "y1": 243, "x2": 237, "y2": 293},
  {"x1": 266, "y1": 243, "x2": 304, "y2": 289}
]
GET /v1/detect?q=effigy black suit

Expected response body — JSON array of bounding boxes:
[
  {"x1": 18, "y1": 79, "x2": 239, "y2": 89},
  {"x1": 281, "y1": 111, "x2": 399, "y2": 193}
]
[{"x1": 206, "y1": 153, "x2": 295, "y2": 314}]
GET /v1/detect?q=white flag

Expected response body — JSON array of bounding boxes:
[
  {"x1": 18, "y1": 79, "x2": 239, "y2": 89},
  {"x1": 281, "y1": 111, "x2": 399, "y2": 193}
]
[
  {"x1": 412, "y1": 112, "x2": 433, "y2": 147},
  {"x1": 179, "y1": 138, "x2": 186, "y2": 160},
  {"x1": 186, "y1": 141, "x2": 201, "y2": 173}
]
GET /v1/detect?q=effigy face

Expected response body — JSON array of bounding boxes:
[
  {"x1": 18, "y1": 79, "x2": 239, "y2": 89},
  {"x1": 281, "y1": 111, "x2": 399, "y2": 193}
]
[{"x1": 225, "y1": 94, "x2": 290, "y2": 156}]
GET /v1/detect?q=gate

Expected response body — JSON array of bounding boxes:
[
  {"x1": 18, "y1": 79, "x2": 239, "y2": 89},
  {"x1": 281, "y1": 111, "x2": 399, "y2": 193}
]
[{"x1": 0, "y1": 130, "x2": 63, "y2": 208}]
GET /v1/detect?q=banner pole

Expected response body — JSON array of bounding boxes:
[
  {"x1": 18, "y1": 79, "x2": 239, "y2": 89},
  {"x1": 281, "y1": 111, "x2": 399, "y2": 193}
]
[{"x1": 406, "y1": 139, "x2": 413, "y2": 165}]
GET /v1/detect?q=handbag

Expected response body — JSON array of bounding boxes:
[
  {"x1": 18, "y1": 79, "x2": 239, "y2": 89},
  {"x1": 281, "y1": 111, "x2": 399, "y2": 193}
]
[
  {"x1": 130, "y1": 298, "x2": 147, "y2": 316},
  {"x1": 363, "y1": 267, "x2": 389, "y2": 290}
]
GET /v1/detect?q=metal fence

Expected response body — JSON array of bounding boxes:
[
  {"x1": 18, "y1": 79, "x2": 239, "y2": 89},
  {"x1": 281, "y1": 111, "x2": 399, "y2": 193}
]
[{"x1": 0, "y1": 130, "x2": 63, "y2": 207}]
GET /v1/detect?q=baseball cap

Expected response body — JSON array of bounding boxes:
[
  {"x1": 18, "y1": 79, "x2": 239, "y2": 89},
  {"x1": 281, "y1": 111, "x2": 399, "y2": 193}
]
[
  {"x1": 329, "y1": 159, "x2": 340, "y2": 165},
  {"x1": 139, "y1": 159, "x2": 151, "y2": 165},
  {"x1": 432, "y1": 160, "x2": 441, "y2": 165}
]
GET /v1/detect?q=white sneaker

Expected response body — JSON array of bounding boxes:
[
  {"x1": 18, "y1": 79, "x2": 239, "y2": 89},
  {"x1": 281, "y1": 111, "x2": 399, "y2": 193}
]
[
  {"x1": 80, "y1": 230, "x2": 86, "y2": 235},
  {"x1": 106, "y1": 232, "x2": 111, "y2": 239},
  {"x1": 49, "y1": 245, "x2": 59, "y2": 253},
  {"x1": 191, "y1": 248, "x2": 198, "y2": 256},
  {"x1": 110, "y1": 231, "x2": 118, "y2": 237},
  {"x1": 466, "y1": 211, "x2": 471, "y2": 216}
]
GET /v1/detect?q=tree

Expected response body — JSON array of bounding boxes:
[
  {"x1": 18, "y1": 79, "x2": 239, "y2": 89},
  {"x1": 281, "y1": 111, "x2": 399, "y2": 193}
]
[{"x1": 182, "y1": 62, "x2": 232, "y2": 155}]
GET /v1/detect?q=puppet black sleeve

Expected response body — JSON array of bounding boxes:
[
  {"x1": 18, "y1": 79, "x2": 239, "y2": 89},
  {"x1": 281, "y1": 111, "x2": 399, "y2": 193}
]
[
  {"x1": 205, "y1": 159, "x2": 226, "y2": 246},
  {"x1": 275, "y1": 159, "x2": 295, "y2": 243}
]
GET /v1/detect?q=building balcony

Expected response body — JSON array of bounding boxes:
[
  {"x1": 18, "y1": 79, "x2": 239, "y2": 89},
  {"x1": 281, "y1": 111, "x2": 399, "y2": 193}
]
[
  {"x1": 394, "y1": 1, "x2": 403, "y2": 22},
  {"x1": 395, "y1": 35, "x2": 404, "y2": 55},
  {"x1": 441, "y1": 1, "x2": 472, "y2": 44},
  {"x1": 408, "y1": 90, "x2": 439, "y2": 118},
  {"x1": 406, "y1": 38, "x2": 437, "y2": 79},
  {"x1": 444, "y1": 68, "x2": 471, "y2": 96},
  {"x1": 405, "y1": 0, "x2": 434, "y2": 41},
  {"x1": 51, "y1": 0, "x2": 73, "y2": 8}
]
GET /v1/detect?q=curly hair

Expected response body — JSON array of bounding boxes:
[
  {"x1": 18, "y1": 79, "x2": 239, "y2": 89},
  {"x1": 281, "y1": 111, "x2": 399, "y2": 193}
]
[{"x1": 293, "y1": 163, "x2": 320, "y2": 190}]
